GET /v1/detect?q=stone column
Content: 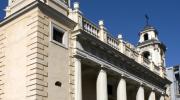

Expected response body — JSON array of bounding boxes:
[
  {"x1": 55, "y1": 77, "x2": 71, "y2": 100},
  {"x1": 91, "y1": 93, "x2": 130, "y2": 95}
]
[
  {"x1": 148, "y1": 90, "x2": 156, "y2": 100},
  {"x1": 97, "y1": 69, "x2": 108, "y2": 100},
  {"x1": 74, "y1": 58, "x2": 82, "y2": 100},
  {"x1": 159, "y1": 93, "x2": 165, "y2": 100},
  {"x1": 117, "y1": 76, "x2": 127, "y2": 100},
  {"x1": 136, "y1": 84, "x2": 145, "y2": 100},
  {"x1": 159, "y1": 95, "x2": 165, "y2": 100}
]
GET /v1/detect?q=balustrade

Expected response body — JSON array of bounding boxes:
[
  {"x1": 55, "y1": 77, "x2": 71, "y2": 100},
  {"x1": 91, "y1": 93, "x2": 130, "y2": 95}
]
[
  {"x1": 82, "y1": 18, "x2": 99, "y2": 38},
  {"x1": 107, "y1": 34, "x2": 119, "y2": 50},
  {"x1": 80, "y1": 17, "x2": 161, "y2": 76}
]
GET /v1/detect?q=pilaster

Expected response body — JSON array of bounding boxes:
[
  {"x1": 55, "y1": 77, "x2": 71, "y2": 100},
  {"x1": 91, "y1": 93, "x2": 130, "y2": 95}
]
[
  {"x1": 0, "y1": 31, "x2": 6, "y2": 99},
  {"x1": 26, "y1": 8, "x2": 49, "y2": 100}
]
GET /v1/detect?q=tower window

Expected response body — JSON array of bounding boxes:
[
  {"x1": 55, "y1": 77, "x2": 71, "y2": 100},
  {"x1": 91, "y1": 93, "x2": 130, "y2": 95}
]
[
  {"x1": 143, "y1": 51, "x2": 150, "y2": 59},
  {"x1": 144, "y1": 33, "x2": 149, "y2": 41},
  {"x1": 53, "y1": 27, "x2": 64, "y2": 44},
  {"x1": 51, "y1": 22, "x2": 68, "y2": 48}
]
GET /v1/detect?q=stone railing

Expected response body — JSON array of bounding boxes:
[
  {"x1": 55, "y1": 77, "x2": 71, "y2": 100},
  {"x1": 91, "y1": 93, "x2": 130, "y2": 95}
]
[
  {"x1": 107, "y1": 34, "x2": 119, "y2": 50},
  {"x1": 82, "y1": 17, "x2": 99, "y2": 38},
  {"x1": 80, "y1": 17, "x2": 161, "y2": 76},
  {"x1": 123, "y1": 42, "x2": 139, "y2": 60}
]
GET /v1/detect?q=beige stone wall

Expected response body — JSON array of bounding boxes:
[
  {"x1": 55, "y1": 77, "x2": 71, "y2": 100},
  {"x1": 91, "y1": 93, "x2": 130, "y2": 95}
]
[
  {"x1": 47, "y1": 0, "x2": 69, "y2": 16},
  {"x1": 0, "y1": 8, "x2": 36, "y2": 99},
  {"x1": 47, "y1": 19, "x2": 71, "y2": 100},
  {"x1": 6, "y1": 0, "x2": 68, "y2": 17},
  {"x1": 1, "y1": 3, "x2": 74, "y2": 99},
  {"x1": 0, "y1": 22, "x2": 6, "y2": 99},
  {"x1": 0, "y1": 7, "x2": 49, "y2": 99}
]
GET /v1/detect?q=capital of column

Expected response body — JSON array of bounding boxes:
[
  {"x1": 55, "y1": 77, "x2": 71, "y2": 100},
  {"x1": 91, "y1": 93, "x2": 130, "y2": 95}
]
[
  {"x1": 150, "y1": 88, "x2": 156, "y2": 92},
  {"x1": 138, "y1": 82, "x2": 146, "y2": 87},
  {"x1": 120, "y1": 73, "x2": 129, "y2": 79},
  {"x1": 100, "y1": 64, "x2": 111, "y2": 70}
]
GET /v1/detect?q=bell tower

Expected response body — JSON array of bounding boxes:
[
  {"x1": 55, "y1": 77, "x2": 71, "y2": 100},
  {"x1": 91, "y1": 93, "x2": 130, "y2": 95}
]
[{"x1": 137, "y1": 16, "x2": 166, "y2": 68}]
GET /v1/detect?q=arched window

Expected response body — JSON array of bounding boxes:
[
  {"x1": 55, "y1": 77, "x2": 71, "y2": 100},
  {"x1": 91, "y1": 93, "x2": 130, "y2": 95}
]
[
  {"x1": 143, "y1": 51, "x2": 150, "y2": 59},
  {"x1": 144, "y1": 33, "x2": 149, "y2": 41}
]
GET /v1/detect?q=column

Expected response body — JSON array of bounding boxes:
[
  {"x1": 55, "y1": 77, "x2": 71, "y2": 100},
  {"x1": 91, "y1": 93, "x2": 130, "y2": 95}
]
[
  {"x1": 96, "y1": 69, "x2": 108, "y2": 100},
  {"x1": 117, "y1": 77, "x2": 127, "y2": 100},
  {"x1": 159, "y1": 96, "x2": 165, "y2": 100},
  {"x1": 148, "y1": 90, "x2": 156, "y2": 100},
  {"x1": 136, "y1": 85, "x2": 145, "y2": 100},
  {"x1": 74, "y1": 58, "x2": 82, "y2": 100}
]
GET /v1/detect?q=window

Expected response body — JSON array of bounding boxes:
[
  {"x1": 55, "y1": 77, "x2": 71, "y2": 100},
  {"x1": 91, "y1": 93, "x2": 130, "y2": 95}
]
[
  {"x1": 51, "y1": 22, "x2": 68, "y2": 48},
  {"x1": 143, "y1": 51, "x2": 150, "y2": 59},
  {"x1": 144, "y1": 33, "x2": 149, "y2": 41},
  {"x1": 53, "y1": 27, "x2": 64, "y2": 44}
]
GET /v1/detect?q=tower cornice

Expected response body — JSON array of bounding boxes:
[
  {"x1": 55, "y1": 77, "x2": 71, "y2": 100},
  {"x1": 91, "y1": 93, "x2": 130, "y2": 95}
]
[{"x1": 0, "y1": 0, "x2": 76, "y2": 29}]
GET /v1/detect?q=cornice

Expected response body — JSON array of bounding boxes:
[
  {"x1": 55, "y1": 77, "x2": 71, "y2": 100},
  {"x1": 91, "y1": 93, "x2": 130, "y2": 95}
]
[{"x1": 0, "y1": 0, "x2": 76, "y2": 29}]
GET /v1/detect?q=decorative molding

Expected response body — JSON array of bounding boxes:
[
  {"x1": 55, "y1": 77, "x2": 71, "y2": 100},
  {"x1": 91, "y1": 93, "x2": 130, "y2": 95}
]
[{"x1": 0, "y1": 0, "x2": 76, "y2": 29}]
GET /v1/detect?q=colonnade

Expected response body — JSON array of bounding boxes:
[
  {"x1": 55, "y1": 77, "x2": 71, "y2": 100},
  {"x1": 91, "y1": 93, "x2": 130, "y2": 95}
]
[{"x1": 74, "y1": 58, "x2": 165, "y2": 100}]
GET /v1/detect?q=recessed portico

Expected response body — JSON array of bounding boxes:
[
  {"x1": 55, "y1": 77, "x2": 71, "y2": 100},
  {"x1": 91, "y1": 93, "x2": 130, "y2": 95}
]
[{"x1": 75, "y1": 56, "x2": 166, "y2": 100}]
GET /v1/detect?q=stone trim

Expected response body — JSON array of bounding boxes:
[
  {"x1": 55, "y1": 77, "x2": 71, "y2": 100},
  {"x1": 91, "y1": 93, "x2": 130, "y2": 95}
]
[
  {"x1": 0, "y1": 31, "x2": 6, "y2": 99},
  {"x1": 26, "y1": 9, "x2": 49, "y2": 99},
  {"x1": 0, "y1": 0, "x2": 76, "y2": 29}
]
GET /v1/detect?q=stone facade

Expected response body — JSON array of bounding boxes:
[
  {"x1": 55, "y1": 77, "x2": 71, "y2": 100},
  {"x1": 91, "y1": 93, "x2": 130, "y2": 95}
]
[{"x1": 0, "y1": 0, "x2": 171, "y2": 100}]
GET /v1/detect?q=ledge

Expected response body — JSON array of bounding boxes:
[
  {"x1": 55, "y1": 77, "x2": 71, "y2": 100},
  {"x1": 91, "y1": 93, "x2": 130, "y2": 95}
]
[{"x1": 0, "y1": 0, "x2": 76, "y2": 29}]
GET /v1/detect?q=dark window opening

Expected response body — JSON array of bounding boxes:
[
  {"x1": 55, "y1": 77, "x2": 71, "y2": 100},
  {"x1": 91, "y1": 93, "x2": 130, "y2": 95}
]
[
  {"x1": 143, "y1": 51, "x2": 150, "y2": 59},
  {"x1": 108, "y1": 85, "x2": 113, "y2": 95},
  {"x1": 144, "y1": 33, "x2": 149, "y2": 41},
  {"x1": 175, "y1": 73, "x2": 179, "y2": 81},
  {"x1": 55, "y1": 81, "x2": 62, "y2": 87},
  {"x1": 53, "y1": 27, "x2": 64, "y2": 44}
]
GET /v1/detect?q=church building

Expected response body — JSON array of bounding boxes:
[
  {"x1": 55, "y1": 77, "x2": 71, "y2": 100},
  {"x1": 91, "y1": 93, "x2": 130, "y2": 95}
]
[{"x1": 0, "y1": 0, "x2": 171, "y2": 100}]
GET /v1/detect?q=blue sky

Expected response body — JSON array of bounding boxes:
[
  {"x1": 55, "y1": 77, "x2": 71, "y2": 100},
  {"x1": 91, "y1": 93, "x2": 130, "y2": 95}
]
[{"x1": 0, "y1": 0, "x2": 179, "y2": 67}]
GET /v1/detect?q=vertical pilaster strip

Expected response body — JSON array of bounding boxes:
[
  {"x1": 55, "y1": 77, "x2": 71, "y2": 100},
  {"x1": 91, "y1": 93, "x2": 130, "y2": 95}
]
[
  {"x1": 97, "y1": 69, "x2": 108, "y2": 100},
  {"x1": 117, "y1": 77, "x2": 127, "y2": 100},
  {"x1": 26, "y1": 8, "x2": 49, "y2": 100},
  {"x1": 74, "y1": 58, "x2": 82, "y2": 100},
  {"x1": 0, "y1": 31, "x2": 6, "y2": 99},
  {"x1": 136, "y1": 85, "x2": 145, "y2": 100}
]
